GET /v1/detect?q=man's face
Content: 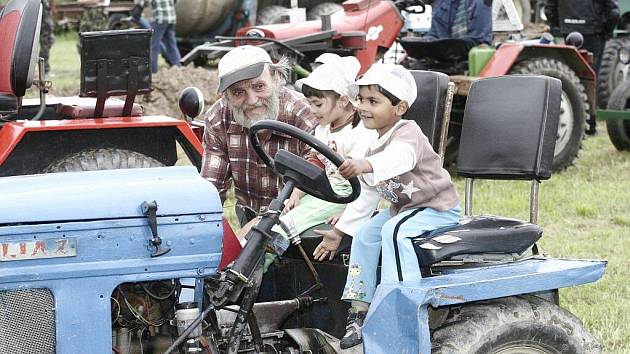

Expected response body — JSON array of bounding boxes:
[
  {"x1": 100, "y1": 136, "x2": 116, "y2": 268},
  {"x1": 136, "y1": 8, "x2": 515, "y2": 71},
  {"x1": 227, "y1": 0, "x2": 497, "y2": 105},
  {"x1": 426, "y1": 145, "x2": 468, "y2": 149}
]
[{"x1": 225, "y1": 66, "x2": 281, "y2": 128}]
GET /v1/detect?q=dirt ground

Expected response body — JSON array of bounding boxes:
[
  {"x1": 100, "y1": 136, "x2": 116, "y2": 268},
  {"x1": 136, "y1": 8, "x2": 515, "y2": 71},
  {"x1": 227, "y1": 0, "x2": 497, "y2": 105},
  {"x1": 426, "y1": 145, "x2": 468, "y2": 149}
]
[{"x1": 139, "y1": 65, "x2": 220, "y2": 119}]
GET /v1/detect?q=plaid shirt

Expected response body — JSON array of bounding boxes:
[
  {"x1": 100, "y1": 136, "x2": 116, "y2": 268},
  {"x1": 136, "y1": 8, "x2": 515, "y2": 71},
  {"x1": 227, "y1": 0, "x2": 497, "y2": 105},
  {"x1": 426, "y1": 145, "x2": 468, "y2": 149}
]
[
  {"x1": 140, "y1": 0, "x2": 177, "y2": 24},
  {"x1": 201, "y1": 87, "x2": 317, "y2": 212}
]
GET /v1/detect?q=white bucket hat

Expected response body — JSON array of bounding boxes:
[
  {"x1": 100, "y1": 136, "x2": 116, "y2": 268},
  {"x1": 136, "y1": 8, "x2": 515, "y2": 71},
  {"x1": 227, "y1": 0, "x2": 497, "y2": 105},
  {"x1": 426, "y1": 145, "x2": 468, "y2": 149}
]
[
  {"x1": 352, "y1": 63, "x2": 417, "y2": 105},
  {"x1": 217, "y1": 45, "x2": 273, "y2": 92},
  {"x1": 296, "y1": 55, "x2": 361, "y2": 103}
]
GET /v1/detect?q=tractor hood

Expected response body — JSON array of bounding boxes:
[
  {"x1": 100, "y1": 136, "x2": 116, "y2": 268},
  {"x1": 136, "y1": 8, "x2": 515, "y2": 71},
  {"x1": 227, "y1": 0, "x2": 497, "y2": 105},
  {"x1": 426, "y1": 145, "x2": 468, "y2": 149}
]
[{"x1": 0, "y1": 166, "x2": 222, "y2": 224}]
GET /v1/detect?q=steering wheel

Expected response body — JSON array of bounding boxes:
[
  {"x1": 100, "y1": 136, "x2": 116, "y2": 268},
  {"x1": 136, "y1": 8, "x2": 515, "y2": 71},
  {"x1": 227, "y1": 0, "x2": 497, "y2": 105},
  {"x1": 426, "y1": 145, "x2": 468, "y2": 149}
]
[{"x1": 249, "y1": 120, "x2": 361, "y2": 204}]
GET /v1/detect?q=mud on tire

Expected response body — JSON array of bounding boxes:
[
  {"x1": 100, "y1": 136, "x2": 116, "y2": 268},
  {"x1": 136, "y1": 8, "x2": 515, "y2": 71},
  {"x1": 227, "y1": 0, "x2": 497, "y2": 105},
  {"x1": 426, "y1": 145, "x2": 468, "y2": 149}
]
[
  {"x1": 431, "y1": 295, "x2": 602, "y2": 354},
  {"x1": 510, "y1": 58, "x2": 588, "y2": 171},
  {"x1": 44, "y1": 148, "x2": 164, "y2": 173}
]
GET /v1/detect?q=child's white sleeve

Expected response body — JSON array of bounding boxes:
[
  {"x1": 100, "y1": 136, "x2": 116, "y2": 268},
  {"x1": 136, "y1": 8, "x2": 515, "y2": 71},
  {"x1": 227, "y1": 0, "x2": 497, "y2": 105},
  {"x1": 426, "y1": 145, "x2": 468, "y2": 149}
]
[
  {"x1": 362, "y1": 141, "x2": 416, "y2": 185},
  {"x1": 335, "y1": 179, "x2": 380, "y2": 237}
]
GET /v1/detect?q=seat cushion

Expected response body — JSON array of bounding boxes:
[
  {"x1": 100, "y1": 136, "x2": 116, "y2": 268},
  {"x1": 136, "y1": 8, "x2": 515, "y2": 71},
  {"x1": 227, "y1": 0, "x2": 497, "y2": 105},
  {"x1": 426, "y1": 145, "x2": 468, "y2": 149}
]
[{"x1": 412, "y1": 215, "x2": 542, "y2": 267}]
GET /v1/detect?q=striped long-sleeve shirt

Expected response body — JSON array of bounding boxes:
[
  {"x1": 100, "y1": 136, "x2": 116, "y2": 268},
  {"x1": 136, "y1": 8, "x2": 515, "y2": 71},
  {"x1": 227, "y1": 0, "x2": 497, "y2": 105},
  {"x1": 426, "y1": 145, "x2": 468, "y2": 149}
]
[{"x1": 201, "y1": 87, "x2": 317, "y2": 212}]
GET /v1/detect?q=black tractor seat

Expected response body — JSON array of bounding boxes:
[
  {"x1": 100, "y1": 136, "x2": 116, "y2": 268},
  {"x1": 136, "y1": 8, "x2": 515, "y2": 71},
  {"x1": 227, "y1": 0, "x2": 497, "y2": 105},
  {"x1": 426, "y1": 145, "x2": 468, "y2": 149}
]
[
  {"x1": 411, "y1": 216, "x2": 542, "y2": 267},
  {"x1": 399, "y1": 37, "x2": 475, "y2": 63}
]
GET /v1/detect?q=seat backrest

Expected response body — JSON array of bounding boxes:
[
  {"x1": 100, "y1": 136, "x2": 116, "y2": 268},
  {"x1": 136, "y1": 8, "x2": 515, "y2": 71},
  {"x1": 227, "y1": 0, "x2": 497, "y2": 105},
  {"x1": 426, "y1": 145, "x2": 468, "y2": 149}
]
[
  {"x1": 0, "y1": 0, "x2": 41, "y2": 97},
  {"x1": 407, "y1": 70, "x2": 450, "y2": 153},
  {"x1": 457, "y1": 75, "x2": 561, "y2": 181}
]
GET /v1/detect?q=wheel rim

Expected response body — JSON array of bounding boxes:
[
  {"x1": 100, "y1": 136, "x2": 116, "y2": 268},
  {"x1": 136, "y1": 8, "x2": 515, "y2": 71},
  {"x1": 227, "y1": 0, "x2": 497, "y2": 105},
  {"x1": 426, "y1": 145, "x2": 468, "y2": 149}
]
[
  {"x1": 555, "y1": 91, "x2": 574, "y2": 156},
  {"x1": 613, "y1": 62, "x2": 630, "y2": 90},
  {"x1": 495, "y1": 345, "x2": 553, "y2": 354}
]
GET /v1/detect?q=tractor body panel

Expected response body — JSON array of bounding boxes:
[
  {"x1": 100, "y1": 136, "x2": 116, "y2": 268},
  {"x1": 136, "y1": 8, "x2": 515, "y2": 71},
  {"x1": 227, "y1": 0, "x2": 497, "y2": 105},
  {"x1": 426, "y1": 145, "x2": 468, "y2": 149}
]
[
  {"x1": 0, "y1": 115, "x2": 203, "y2": 176},
  {"x1": 363, "y1": 258, "x2": 606, "y2": 354},
  {"x1": 0, "y1": 166, "x2": 223, "y2": 353}
]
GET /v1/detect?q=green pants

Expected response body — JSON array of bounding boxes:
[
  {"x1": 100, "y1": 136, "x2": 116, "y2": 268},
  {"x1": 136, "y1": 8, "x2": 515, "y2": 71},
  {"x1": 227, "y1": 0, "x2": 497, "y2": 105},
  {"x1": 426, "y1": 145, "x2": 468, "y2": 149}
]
[{"x1": 265, "y1": 184, "x2": 351, "y2": 270}]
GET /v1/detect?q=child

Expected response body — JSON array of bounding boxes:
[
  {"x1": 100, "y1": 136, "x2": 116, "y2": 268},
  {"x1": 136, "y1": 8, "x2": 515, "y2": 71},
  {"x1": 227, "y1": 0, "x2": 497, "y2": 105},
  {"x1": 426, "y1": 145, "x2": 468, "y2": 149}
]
[
  {"x1": 264, "y1": 55, "x2": 378, "y2": 267},
  {"x1": 317, "y1": 64, "x2": 461, "y2": 349}
]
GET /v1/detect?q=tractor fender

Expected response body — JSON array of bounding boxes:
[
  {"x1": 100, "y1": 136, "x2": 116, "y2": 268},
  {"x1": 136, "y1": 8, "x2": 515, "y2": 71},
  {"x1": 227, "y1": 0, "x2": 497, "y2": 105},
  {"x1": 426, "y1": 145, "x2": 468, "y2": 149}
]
[
  {"x1": 0, "y1": 116, "x2": 202, "y2": 176},
  {"x1": 480, "y1": 42, "x2": 597, "y2": 115}
]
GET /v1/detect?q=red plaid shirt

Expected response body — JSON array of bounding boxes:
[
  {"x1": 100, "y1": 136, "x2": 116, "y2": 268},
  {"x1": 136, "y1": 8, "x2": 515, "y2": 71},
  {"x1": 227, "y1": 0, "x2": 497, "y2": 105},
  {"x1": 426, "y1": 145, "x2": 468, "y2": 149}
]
[{"x1": 201, "y1": 87, "x2": 317, "y2": 212}]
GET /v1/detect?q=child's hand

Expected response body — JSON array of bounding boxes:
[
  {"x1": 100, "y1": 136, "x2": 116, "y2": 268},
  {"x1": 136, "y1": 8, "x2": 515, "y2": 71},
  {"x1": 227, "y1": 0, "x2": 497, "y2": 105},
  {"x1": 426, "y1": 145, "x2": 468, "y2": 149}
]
[
  {"x1": 338, "y1": 158, "x2": 372, "y2": 179},
  {"x1": 313, "y1": 228, "x2": 344, "y2": 261},
  {"x1": 284, "y1": 189, "x2": 304, "y2": 212},
  {"x1": 327, "y1": 213, "x2": 342, "y2": 225}
]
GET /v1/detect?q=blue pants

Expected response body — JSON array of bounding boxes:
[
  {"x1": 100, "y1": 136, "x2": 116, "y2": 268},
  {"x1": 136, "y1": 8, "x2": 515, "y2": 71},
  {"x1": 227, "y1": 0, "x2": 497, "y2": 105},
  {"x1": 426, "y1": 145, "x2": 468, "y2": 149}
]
[
  {"x1": 342, "y1": 205, "x2": 461, "y2": 303},
  {"x1": 150, "y1": 22, "x2": 181, "y2": 73}
]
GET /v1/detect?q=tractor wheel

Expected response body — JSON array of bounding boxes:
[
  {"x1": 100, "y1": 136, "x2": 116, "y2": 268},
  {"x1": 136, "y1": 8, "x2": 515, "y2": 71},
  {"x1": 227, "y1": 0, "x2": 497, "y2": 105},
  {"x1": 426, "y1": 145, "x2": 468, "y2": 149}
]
[
  {"x1": 306, "y1": 2, "x2": 343, "y2": 21},
  {"x1": 257, "y1": 5, "x2": 289, "y2": 25},
  {"x1": 512, "y1": 0, "x2": 531, "y2": 25},
  {"x1": 431, "y1": 295, "x2": 602, "y2": 354},
  {"x1": 605, "y1": 78, "x2": 630, "y2": 150},
  {"x1": 510, "y1": 58, "x2": 588, "y2": 171},
  {"x1": 107, "y1": 13, "x2": 138, "y2": 31},
  {"x1": 43, "y1": 148, "x2": 164, "y2": 173},
  {"x1": 597, "y1": 37, "x2": 630, "y2": 109}
]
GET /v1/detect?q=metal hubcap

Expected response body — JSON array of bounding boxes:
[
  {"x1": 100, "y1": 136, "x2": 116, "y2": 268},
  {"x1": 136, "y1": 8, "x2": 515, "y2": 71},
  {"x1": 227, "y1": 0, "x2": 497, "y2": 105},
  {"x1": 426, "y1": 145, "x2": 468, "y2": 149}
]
[{"x1": 555, "y1": 91, "x2": 574, "y2": 156}]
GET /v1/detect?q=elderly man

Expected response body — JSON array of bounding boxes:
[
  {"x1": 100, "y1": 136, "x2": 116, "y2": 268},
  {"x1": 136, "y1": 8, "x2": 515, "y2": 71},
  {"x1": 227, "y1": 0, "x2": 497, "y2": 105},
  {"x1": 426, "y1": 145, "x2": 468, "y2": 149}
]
[{"x1": 201, "y1": 45, "x2": 318, "y2": 225}]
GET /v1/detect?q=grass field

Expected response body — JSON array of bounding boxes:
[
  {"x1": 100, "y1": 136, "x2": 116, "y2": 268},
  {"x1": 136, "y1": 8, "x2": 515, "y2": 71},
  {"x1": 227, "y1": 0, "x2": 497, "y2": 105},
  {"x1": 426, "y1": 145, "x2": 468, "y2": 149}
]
[{"x1": 43, "y1": 32, "x2": 630, "y2": 353}]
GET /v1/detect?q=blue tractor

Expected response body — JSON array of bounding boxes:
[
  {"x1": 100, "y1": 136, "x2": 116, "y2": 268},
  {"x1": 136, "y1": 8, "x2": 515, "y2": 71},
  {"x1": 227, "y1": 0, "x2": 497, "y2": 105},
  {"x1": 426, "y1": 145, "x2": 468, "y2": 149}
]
[{"x1": 0, "y1": 0, "x2": 606, "y2": 352}]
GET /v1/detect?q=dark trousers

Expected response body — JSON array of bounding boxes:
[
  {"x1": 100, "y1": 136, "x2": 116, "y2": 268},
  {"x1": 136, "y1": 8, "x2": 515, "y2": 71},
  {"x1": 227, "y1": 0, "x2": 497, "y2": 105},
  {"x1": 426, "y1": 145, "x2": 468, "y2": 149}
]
[
  {"x1": 582, "y1": 33, "x2": 607, "y2": 74},
  {"x1": 150, "y1": 22, "x2": 182, "y2": 73}
]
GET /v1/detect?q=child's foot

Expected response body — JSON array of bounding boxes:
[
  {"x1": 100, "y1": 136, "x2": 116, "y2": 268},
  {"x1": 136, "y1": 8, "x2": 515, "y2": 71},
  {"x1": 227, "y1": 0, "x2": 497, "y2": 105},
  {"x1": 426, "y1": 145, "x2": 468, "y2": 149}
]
[{"x1": 340, "y1": 308, "x2": 367, "y2": 349}]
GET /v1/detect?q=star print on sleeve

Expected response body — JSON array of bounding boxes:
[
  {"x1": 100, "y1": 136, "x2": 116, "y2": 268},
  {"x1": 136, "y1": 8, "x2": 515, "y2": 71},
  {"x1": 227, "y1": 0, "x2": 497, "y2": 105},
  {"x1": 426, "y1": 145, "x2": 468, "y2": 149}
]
[{"x1": 401, "y1": 180, "x2": 420, "y2": 199}]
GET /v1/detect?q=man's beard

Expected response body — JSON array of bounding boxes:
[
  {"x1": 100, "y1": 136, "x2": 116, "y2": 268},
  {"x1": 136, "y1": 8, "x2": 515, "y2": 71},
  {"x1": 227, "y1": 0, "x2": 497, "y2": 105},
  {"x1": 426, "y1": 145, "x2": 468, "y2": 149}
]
[{"x1": 228, "y1": 87, "x2": 281, "y2": 128}]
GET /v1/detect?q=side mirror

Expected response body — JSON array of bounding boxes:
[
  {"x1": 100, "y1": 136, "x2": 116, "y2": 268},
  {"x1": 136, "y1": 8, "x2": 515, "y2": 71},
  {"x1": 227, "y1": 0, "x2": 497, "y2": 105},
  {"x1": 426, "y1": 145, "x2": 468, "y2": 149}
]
[{"x1": 178, "y1": 87, "x2": 205, "y2": 120}]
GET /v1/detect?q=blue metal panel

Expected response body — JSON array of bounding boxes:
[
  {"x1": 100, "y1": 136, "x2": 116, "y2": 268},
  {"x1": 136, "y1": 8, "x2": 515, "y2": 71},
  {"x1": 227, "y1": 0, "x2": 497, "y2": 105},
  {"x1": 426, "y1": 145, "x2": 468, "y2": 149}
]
[
  {"x1": 362, "y1": 258, "x2": 606, "y2": 354},
  {"x1": 0, "y1": 166, "x2": 225, "y2": 354},
  {"x1": 0, "y1": 166, "x2": 222, "y2": 224}
]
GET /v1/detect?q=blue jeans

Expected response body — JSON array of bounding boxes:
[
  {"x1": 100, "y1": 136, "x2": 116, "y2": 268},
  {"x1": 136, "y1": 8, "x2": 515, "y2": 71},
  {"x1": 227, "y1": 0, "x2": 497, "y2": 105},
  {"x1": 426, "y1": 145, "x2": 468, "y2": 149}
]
[
  {"x1": 150, "y1": 22, "x2": 181, "y2": 73},
  {"x1": 342, "y1": 205, "x2": 461, "y2": 303}
]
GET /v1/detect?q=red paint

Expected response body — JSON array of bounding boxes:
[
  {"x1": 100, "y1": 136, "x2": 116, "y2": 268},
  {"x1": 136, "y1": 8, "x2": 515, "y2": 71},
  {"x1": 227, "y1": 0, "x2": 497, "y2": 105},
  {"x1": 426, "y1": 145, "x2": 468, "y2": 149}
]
[
  {"x1": 219, "y1": 218, "x2": 242, "y2": 270},
  {"x1": 0, "y1": 11, "x2": 19, "y2": 94},
  {"x1": 0, "y1": 116, "x2": 203, "y2": 166},
  {"x1": 478, "y1": 43, "x2": 524, "y2": 77}
]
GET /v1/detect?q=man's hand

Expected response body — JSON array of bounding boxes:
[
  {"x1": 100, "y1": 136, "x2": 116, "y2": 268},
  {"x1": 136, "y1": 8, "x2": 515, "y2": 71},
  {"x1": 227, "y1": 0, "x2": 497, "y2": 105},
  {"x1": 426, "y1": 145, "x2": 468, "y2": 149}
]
[
  {"x1": 284, "y1": 189, "x2": 304, "y2": 212},
  {"x1": 338, "y1": 158, "x2": 372, "y2": 179},
  {"x1": 313, "y1": 227, "x2": 344, "y2": 261}
]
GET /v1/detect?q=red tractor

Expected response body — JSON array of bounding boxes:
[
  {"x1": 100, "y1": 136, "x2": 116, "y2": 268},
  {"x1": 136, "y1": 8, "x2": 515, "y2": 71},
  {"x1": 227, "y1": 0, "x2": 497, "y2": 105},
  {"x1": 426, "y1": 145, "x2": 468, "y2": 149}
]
[
  {"x1": 0, "y1": 0, "x2": 203, "y2": 177},
  {"x1": 184, "y1": 0, "x2": 595, "y2": 171}
]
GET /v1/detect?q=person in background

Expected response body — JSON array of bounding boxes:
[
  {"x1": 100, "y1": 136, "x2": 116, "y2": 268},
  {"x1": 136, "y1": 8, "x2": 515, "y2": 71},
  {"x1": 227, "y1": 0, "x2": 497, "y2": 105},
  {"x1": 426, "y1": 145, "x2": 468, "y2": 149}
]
[
  {"x1": 134, "y1": 0, "x2": 181, "y2": 73},
  {"x1": 544, "y1": 0, "x2": 619, "y2": 134}
]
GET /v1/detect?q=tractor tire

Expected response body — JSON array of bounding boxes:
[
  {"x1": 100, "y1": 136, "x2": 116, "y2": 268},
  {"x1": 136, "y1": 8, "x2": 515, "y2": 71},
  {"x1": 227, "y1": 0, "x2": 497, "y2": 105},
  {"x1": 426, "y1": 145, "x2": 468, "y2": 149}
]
[
  {"x1": 512, "y1": 0, "x2": 531, "y2": 25},
  {"x1": 306, "y1": 2, "x2": 343, "y2": 21},
  {"x1": 107, "y1": 13, "x2": 138, "y2": 31},
  {"x1": 257, "y1": 5, "x2": 289, "y2": 25},
  {"x1": 605, "y1": 78, "x2": 630, "y2": 151},
  {"x1": 597, "y1": 37, "x2": 630, "y2": 109},
  {"x1": 431, "y1": 295, "x2": 602, "y2": 354},
  {"x1": 510, "y1": 58, "x2": 588, "y2": 171},
  {"x1": 43, "y1": 148, "x2": 164, "y2": 173}
]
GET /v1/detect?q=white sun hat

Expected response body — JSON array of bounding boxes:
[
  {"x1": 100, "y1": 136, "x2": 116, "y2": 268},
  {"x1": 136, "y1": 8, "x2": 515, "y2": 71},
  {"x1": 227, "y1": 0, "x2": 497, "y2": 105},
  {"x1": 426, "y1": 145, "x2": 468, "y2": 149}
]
[
  {"x1": 217, "y1": 45, "x2": 273, "y2": 92},
  {"x1": 296, "y1": 55, "x2": 361, "y2": 102},
  {"x1": 352, "y1": 63, "x2": 417, "y2": 105}
]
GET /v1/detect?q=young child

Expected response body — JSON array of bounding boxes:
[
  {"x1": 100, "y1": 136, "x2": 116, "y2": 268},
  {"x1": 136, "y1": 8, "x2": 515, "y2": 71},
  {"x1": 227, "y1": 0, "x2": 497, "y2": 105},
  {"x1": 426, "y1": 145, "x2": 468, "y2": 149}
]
[
  {"x1": 318, "y1": 64, "x2": 461, "y2": 349},
  {"x1": 264, "y1": 55, "x2": 378, "y2": 268}
]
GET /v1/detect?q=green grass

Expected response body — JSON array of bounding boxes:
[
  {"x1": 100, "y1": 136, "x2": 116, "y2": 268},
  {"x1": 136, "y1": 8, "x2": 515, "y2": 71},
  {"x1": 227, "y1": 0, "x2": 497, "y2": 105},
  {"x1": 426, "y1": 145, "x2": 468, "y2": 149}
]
[{"x1": 43, "y1": 32, "x2": 630, "y2": 353}]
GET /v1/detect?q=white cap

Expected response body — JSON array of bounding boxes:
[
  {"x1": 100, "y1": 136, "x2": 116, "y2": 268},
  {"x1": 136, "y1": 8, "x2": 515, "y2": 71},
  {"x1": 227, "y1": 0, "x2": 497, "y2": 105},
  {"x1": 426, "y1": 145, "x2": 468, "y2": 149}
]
[
  {"x1": 296, "y1": 56, "x2": 361, "y2": 103},
  {"x1": 315, "y1": 53, "x2": 342, "y2": 64},
  {"x1": 352, "y1": 63, "x2": 417, "y2": 105},
  {"x1": 217, "y1": 45, "x2": 273, "y2": 92}
]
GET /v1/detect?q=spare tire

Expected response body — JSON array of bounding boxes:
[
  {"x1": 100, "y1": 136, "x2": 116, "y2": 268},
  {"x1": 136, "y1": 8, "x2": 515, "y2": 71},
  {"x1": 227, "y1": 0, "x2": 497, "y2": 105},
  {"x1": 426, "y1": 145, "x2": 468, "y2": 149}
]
[{"x1": 44, "y1": 148, "x2": 164, "y2": 173}]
